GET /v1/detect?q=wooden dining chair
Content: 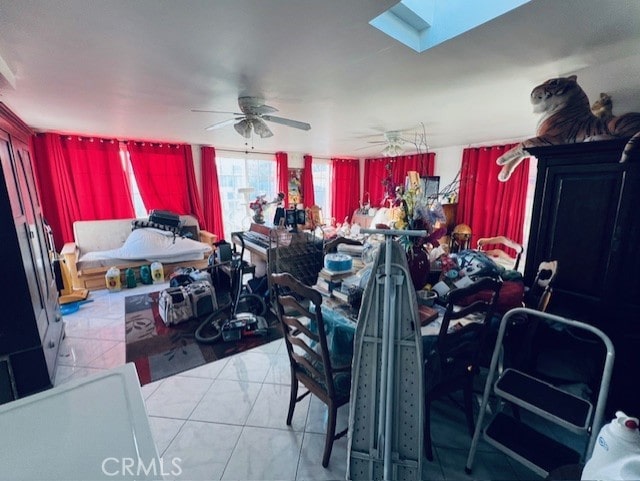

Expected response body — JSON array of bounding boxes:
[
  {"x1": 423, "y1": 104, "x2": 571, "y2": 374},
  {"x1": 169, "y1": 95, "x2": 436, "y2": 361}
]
[
  {"x1": 423, "y1": 276, "x2": 502, "y2": 460},
  {"x1": 270, "y1": 272, "x2": 352, "y2": 467},
  {"x1": 476, "y1": 236, "x2": 524, "y2": 271}
]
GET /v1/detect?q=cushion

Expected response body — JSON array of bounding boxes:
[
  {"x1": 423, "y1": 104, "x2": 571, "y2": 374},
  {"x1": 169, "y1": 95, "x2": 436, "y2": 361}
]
[
  {"x1": 457, "y1": 280, "x2": 525, "y2": 314},
  {"x1": 450, "y1": 250, "x2": 501, "y2": 280},
  {"x1": 80, "y1": 228, "x2": 212, "y2": 263},
  {"x1": 131, "y1": 219, "x2": 181, "y2": 235}
]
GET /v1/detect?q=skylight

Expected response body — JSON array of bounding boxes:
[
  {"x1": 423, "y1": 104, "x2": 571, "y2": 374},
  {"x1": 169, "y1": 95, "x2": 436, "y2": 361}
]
[{"x1": 370, "y1": 0, "x2": 532, "y2": 53}]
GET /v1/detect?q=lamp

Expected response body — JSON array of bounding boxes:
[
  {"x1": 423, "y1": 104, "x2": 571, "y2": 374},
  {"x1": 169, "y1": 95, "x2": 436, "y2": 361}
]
[
  {"x1": 233, "y1": 117, "x2": 274, "y2": 139},
  {"x1": 234, "y1": 119, "x2": 252, "y2": 138},
  {"x1": 252, "y1": 118, "x2": 273, "y2": 138},
  {"x1": 382, "y1": 143, "x2": 404, "y2": 157}
]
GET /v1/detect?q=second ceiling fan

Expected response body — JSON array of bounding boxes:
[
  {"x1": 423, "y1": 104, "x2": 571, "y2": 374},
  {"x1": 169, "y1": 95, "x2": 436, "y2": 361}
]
[{"x1": 193, "y1": 96, "x2": 311, "y2": 139}]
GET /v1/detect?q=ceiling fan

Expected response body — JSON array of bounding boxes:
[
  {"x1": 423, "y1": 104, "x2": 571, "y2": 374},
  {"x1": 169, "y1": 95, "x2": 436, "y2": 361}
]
[
  {"x1": 358, "y1": 130, "x2": 408, "y2": 157},
  {"x1": 192, "y1": 97, "x2": 311, "y2": 139}
]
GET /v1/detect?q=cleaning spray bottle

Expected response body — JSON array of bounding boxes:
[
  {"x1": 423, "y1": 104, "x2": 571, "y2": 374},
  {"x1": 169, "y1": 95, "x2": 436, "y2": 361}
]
[{"x1": 581, "y1": 411, "x2": 640, "y2": 480}]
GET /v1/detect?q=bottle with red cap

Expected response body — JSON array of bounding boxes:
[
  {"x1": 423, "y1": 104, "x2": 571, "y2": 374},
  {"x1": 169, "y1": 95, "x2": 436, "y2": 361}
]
[{"x1": 582, "y1": 411, "x2": 640, "y2": 480}]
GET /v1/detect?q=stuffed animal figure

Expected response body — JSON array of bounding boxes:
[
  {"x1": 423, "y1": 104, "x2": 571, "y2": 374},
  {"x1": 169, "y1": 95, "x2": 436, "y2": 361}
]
[
  {"x1": 591, "y1": 92, "x2": 614, "y2": 119},
  {"x1": 497, "y1": 75, "x2": 640, "y2": 181}
]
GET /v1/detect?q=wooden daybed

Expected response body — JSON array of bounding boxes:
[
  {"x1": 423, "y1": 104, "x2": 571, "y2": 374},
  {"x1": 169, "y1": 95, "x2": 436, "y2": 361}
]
[{"x1": 60, "y1": 215, "x2": 216, "y2": 291}]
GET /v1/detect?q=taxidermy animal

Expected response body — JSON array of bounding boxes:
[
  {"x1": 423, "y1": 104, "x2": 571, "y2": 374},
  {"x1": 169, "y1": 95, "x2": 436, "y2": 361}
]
[{"x1": 497, "y1": 75, "x2": 640, "y2": 181}]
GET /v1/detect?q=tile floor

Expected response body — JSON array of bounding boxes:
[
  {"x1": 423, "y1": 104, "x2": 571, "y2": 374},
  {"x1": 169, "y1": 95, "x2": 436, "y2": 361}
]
[{"x1": 55, "y1": 283, "x2": 545, "y2": 480}]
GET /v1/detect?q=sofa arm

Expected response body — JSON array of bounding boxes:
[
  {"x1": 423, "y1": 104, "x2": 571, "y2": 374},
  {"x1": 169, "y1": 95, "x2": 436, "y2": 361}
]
[{"x1": 199, "y1": 230, "x2": 217, "y2": 246}]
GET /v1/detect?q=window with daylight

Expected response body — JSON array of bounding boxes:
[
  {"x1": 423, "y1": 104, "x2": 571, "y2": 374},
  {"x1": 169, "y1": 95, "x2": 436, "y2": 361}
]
[
  {"x1": 216, "y1": 154, "x2": 277, "y2": 238},
  {"x1": 121, "y1": 148, "x2": 148, "y2": 218},
  {"x1": 312, "y1": 159, "x2": 331, "y2": 224}
]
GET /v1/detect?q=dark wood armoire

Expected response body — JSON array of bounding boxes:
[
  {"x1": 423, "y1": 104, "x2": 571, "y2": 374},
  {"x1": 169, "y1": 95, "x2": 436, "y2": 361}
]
[
  {"x1": 526, "y1": 138, "x2": 640, "y2": 415},
  {"x1": 0, "y1": 103, "x2": 62, "y2": 403}
]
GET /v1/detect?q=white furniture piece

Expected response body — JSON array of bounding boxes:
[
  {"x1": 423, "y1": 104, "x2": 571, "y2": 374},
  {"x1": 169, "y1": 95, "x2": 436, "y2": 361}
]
[
  {"x1": 61, "y1": 214, "x2": 216, "y2": 290},
  {"x1": 0, "y1": 364, "x2": 162, "y2": 480}
]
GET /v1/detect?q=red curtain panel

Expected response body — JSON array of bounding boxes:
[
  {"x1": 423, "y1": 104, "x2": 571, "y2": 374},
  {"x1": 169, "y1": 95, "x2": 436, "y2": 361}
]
[
  {"x1": 201, "y1": 146, "x2": 225, "y2": 239},
  {"x1": 363, "y1": 158, "x2": 390, "y2": 207},
  {"x1": 331, "y1": 158, "x2": 360, "y2": 224},
  {"x1": 457, "y1": 144, "x2": 530, "y2": 248},
  {"x1": 302, "y1": 154, "x2": 315, "y2": 207},
  {"x1": 128, "y1": 142, "x2": 204, "y2": 226},
  {"x1": 32, "y1": 133, "x2": 134, "y2": 247},
  {"x1": 275, "y1": 151, "x2": 289, "y2": 208},
  {"x1": 364, "y1": 153, "x2": 435, "y2": 207}
]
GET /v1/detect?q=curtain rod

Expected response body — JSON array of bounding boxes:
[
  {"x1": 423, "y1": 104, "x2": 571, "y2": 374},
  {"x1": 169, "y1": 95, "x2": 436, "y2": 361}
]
[{"x1": 211, "y1": 146, "x2": 332, "y2": 161}]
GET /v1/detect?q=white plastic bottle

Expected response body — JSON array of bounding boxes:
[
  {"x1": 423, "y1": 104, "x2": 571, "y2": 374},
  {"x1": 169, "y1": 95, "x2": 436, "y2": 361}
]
[
  {"x1": 150, "y1": 261, "x2": 164, "y2": 284},
  {"x1": 105, "y1": 267, "x2": 121, "y2": 292},
  {"x1": 582, "y1": 411, "x2": 640, "y2": 480}
]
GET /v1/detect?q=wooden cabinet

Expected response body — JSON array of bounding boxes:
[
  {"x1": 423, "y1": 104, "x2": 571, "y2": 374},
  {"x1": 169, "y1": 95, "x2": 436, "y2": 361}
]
[
  {"x1": 525, "y1": 139, "x2": 640, "y2": 414},
  {"x1": 0, "y1": 103, "x2": 62, "y2": 403}
]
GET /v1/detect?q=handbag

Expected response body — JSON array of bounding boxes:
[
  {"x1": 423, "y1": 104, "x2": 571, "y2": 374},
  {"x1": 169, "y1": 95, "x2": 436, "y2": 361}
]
[{"x1": 158, "y1": 286, "x2": 193, "y2": 326}]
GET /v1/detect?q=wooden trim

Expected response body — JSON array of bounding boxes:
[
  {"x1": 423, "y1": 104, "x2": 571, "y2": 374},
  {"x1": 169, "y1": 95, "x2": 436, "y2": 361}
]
[{"x1": 0, "y1": 103, "x2": 33, "y2": 143}]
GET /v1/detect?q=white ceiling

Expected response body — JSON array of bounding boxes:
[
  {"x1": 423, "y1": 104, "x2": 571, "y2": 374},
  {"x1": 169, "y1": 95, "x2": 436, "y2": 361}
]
[{"x1": 1, "y1": 0, "x2": 640, "y2": 158}]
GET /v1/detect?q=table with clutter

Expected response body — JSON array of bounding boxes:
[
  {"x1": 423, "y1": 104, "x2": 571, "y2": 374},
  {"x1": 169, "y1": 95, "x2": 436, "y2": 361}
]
[{"x1": 311, "y1": 240, "x2": 511, "y2": 362}]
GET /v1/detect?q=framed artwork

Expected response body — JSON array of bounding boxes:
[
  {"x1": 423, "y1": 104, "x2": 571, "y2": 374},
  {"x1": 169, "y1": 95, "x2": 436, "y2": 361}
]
[
  {"x1": 288, "y1": 168, "x2": 303, "y2": 206},
  {"x1": 422, "y1": 175, "x2": 440, "y2": 199}
]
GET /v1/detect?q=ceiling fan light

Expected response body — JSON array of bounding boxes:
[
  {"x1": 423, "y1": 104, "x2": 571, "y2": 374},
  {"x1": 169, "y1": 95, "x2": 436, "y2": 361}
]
[
  {"x1": 253, "y1": 118, "x2": 273, "y2": 138},
  {"x1": 382, "y1": 144, "x2": 403, "y2": 157},
  {"x1": 234, "y1": 119, "x2": 252, "y2": 138}
]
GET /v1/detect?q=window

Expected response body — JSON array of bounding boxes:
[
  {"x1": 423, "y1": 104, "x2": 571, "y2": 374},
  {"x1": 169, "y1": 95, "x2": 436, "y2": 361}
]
[
  {"x1": 121, "y1": 148, "x2": 147, "y2": 218},
  {"x1": 312, "y1": 159, "x2": 331, "y2": 224},
  {"x1": 216, "y1": 155, "x2": 277, "y2": 239}
]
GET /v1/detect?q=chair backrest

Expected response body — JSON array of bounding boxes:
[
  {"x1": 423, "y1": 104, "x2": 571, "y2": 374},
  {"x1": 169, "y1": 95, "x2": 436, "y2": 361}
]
[
  {"x1": 270, "y1": 272, "x2": 338, "y2": 399},
  {"x1": 323, "y1": 236, "x2": 363, "y2": 255},
  {"x1": 477, "y1": 236, "x2": 524, "y2": 271},
  {"x1": 526, "y1": 260, "x2": 558, "y2": 312},
  {"x1": 436, "y1": 276, "x2": 503, "y2": 372}
]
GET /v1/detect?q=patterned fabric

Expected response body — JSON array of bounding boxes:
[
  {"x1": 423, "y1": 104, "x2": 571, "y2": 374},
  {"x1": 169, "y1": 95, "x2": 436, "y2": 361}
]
[
  {"x1": 300, "y1": 351, "x2": 352, "y2": 399},
  {"x1": 131, "y1": 219, "x2": 181, "y2": 234}
]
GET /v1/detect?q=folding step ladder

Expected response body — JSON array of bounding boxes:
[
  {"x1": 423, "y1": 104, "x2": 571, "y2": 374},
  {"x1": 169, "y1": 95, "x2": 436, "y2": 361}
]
[{"x1": 466, "y1": 307, "x2": 615, "y2": 478}]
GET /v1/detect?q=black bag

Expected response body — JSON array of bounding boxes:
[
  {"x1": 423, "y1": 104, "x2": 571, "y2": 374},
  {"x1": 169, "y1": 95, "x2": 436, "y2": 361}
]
[{"x1": 149, "y1": 210, "x2": 182, "y2": 228}]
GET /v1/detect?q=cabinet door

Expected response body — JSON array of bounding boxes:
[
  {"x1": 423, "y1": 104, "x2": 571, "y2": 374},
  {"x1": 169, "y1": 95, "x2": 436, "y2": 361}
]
[
  {"x1": 529, "y1": 161, "x2": 624, "y2": 318},
  {"x1": 527, "y1": 140, "x2": 640, "y2": 322},
  {"x1": 15, "y1": 155, "x2": 47, "y2": 333}
]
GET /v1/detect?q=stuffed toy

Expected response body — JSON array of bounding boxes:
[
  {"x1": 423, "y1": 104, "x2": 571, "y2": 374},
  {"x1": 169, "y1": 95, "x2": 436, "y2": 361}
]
[{"x1": 497, "y1": 75, "x2": 640, "y2": 182}]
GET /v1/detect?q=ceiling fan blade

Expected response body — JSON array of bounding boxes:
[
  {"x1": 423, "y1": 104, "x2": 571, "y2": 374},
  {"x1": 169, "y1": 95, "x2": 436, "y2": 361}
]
[
  {"x1": 204, "y1": 117, "x2": 242, "y2": 131},
  {"x1": 192, "y1": 109, "x2": 244, "y2": 116},
  {"x1": 250, "y1": 104, "x2": 278, "y2": 115},
  {"x1": 262, "y1": 115, "x2": 311, "y2": 131},
  {"x1": 238, "y1": 97, "x2": 278, "y2": 115}
]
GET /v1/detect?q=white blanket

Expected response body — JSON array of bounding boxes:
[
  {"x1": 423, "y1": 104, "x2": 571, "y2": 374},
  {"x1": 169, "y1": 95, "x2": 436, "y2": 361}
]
[{"x1": 79, "y1": 228, "x2": 212, "y2": 264}]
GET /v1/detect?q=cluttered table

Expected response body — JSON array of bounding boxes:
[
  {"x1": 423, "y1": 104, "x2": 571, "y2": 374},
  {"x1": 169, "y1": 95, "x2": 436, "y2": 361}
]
[{"x1": 316, "y1": 295, "x2": 487, "y2": 360}]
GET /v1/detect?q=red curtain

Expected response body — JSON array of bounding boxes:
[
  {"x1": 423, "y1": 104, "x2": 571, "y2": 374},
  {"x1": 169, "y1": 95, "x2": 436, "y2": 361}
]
[
  {"x1": 276, "y1": 151, "x2": 288, "y2": 208},
  {"x1": 331, "y1": 158, "x2": 360, "y2": 224},
  {"x1": 457, "y1": 144, "x2": 530, "y2": 249},
  {"x1": 201, "y1": 146, "x2": 225, "y2": 240},
  {"x1": 391, "y1": 153, "x2": 435, "y2": 186},
  {"x1": 32, "y1": 133, "x2": 134, "y2": 248},
  {"x1": 364, "y1": 153, "x2": 435, "y2": 207},
  {"x1": 363, "y1": 158, "x2": 389, "y2": 207},
  {"x1": 302, "y1": 154, "x2": 315, "y2": 207},
  {"x1": 128, "y1": 142, "x2": 204, "y2": 226}
]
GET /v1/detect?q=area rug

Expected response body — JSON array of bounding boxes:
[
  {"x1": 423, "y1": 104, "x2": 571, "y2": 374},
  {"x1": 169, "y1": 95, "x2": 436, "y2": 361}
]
[{"x1": 125, "y1": 291, "x2": 282, "y2": 385}]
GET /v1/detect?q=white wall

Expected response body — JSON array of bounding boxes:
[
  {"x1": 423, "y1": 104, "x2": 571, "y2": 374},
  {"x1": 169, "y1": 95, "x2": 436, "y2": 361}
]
[{"x1": 431, "y1": 145, "x2": 464, "y2": 199}]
